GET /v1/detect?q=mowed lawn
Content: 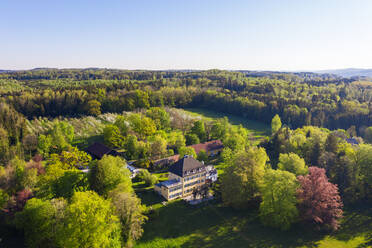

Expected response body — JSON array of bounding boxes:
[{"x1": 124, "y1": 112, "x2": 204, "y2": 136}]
[
  {"x1": 134, "y1": 188, "x2": 372, "y2": 248},
  {"x1": 182, "y1": 107, "x2": 270, "y2": 144}
]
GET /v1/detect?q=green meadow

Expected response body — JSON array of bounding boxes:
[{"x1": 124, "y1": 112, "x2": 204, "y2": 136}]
[{"x1": 134, "y1": 187, "x2": 371, "y2": 248}]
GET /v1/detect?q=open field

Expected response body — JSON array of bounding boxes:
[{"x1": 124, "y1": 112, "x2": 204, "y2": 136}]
[
  {"x1": 134, "y1": 187, "x2": 372, "y2": 248},
  {"x1": 182, "y1": 107, "x2": 271, "y2": 144}
]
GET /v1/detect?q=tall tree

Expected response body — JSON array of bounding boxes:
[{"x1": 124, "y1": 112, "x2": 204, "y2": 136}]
[
  {"x1": 277, "y1": 153, "x2": 308, "y2": 176},
  {"x1": 103, "y1": 125, "x2": 125, "y2": 148},
  {"x1": 146, "y1": 107, "x2": 170, "y2": 130},
  {"x1": 297, "y1": 167, "x2": 343, "y2": 231},
  {"x1": 191, "y1": 120, "x2": 207, "y2": 142},
  {"x1": 259, "y1": 169, "x2": 299, "y2": 230},
  {"x1": 364, "y1": 126, "x2": 372, "y2": 143},
  {"x1": 271, "y1": 114, "x2": 282, "y2": 135},
  {"x1": 86, "y1": 99, "x2": 101, "y2": 116},
  {"x1": 0, "y1": 127, "x2": 9, "y2": 164},
  {"x1": 325, "y1": 133, "x2": 339, "y2": 153},
  {"x1": 128, "y1": 114, "x2": 156, "y2": 139},
  {"x1": 110, "y1": 192, "x2": 147, "y2": 247},
  {"x1": 15, "y1": 198, "x2": 66, "y2": 248},
  {"x1": 114, "y1": 115, "x2": 129, "y2": 136},
  {"x1": 57, "y1": 191, "x2": 122, "y2": 248},
  {"x1": 124, "y1": 135, "x2": 139, "y2": 160},
  {"x1": 178, "y1": 146, "x2": 197, "y2": 159},
  {"x1": 185, "y1": 133, "x2": 200, "y2": 146},
  {"x1": 354, "y1": 144, "x2": 372, "y2": 200},
  {"x1": 89, "y1": 155, "x2": 132, "y2": 196},
  {"x1": 221, "y1": 148, "x2": 268, "y2": 209},
  {"x1": 197, "y1": 149, "x2": 208, "y2": 162},
  {"x1": 149, "y1": 135, "x2": 167, "y2": 160}
]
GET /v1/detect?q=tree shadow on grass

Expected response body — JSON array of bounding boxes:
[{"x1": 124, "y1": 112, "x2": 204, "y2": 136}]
[
  {"x1": 137, "y1": 197, "x2": 372, "y2": 248},
  {"x1": 137, "y1": 201, "x2": 325, "y2": 248},
  {"x1": 180, "y1": 206, "x2": 324, "y2": 248},
  {"x1": 0, "y1": 215, "x2": 24, "y2": 248},
  {"x1": 181, "y1": 205, "x2": 372, "y2": 248},
  {"x1": 136, "y1": 188, "x2": 164, "y2": 207},
  {"x1": 333, "y1": 205, "x2": 372, "y2": 248}
]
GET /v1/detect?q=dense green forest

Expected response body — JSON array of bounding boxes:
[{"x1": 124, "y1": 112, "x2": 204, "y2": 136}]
[
  {"x1": 0, "y1": 69, "x2": 371, "y2": 248},
  {"x1": 1, "y1": 68, "x2": 371, "y2": 132}
]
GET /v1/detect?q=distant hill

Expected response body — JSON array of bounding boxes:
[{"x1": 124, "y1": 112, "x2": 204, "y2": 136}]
[
  {"x1": 315, "y1": 68, "x2": 372, "y2": 78},
  {"x1": 0, "y1": 70, "x2": 13, "y2": 73}
]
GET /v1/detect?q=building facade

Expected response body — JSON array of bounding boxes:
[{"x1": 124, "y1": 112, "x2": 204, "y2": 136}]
[{"x1": 155, "y1": 155, "x2": 215, "y2": 201}]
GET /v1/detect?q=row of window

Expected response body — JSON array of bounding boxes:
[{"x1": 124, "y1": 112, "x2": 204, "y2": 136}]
[
  {"x1": 184, "y1": 188, "x2": 194, "y2": 193},
  {"x1": 169, "y1": 185, "x2": 182, "y2": 193},
  {"x1": 169, "y1": 192, "x2": 182, "y2": 199},
  {"x1": 185, "y1": 179, "x2": 205, "y2": 188},
  {"x1": 184, "y1": 172, "x2": 206, "y2": 182},
  {"x1": 184, "y1": 174, "x2": 200, "y2": 182}
]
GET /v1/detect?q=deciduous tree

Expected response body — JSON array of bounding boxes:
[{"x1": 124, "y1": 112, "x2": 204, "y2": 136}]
[
  {"x1": 110, "y1": 192, "x2": 147, "y2": 247},
  {"x1": 89, "y1": 155, "x2": 132, "y2": 196},
  {"x1": 137, "y1": 169, "x2": 158, "y2": 186},
  {"x1": 57, "y1": 191, "x2": 122, "y2": 248},
  {"x1": 191, "y1": 120, "x2": 207, "y2": 142},
  {"x1": 221, "y1": 148, "x2": 268, "y2": 209},
  {"x1": 197, "y1": 149, "x2": 208, "y2": 162},
  {"x1": 297, "y1": 167, "x2": 343, "y2": 231},
  {"x1": 259, "y1": 169, "x2": 299, "y2": 230},
  {"x1": 178, "y1": 146, "x2": 197, "y2": 159},
  {"x1": 146, "y1": 107, "x2": 170, "y2": 130},
  {"x1": 271, "y1": 114, "x2": 282, "y2": 134},
  {"x1": 185, "y1": 133, "x2": 200, "y2": 146},
  {"x1": 86, "y1": 99, "x2": 101, "y2": 116},
  {"x1": 103, "y1": 125, "x2": 125, "y2": 148},
  {"x1": 277, "y1": 153, "x2": 308, "y2": 176}
]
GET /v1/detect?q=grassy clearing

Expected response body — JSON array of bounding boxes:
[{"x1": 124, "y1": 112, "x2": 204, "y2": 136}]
[
  {"x1": 134, "y1": 188, "x2": 371, "y2": 248},
  {"x1": 182, "y1": 107, "x2": 270, "y2": 144}
]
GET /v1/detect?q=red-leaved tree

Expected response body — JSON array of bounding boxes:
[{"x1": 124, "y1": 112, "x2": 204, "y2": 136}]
[
  {"x1": 26, "y1": 159, "x2": 45, "y2": 175},
  {"x1": 297, "y1": 166, "x2": 343, "y2": 231},
  {"x1": 4, "y1": 189, "x2": 33, "y2": 215}
]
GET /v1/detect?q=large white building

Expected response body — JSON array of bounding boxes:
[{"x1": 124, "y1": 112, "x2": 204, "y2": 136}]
[{"x1": 154, "y1": 155, "x2": 217, "y2": 201}]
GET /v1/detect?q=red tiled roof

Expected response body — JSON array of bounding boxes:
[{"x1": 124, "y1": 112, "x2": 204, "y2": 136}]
[
  {"x1": 189, "y1": 140, "x2": 224, "y2": 154},
  {"x1": 153, "y1": 140, "x2": 223, "y2": 165},
  {"x1": 153, "y1": 154, "x2": 180, "y2": 165}
]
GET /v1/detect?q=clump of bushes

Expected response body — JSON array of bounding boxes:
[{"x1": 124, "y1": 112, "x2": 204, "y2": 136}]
[{"x1": 137, "y1": 170, "x2": 158, "y2": 186}]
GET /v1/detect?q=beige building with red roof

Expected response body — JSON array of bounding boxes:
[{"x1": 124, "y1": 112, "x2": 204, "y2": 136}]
[{"x1": 189, "y1": 140, "x2": 224, "y2": 156}]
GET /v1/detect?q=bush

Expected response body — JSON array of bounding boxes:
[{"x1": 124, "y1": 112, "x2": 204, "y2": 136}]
[{"x1": 137, "y1": 170, "x2": 158, "y2": 187}]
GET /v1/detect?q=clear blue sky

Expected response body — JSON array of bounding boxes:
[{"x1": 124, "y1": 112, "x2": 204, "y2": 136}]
[{"x1": 1, "y1": 0, "x2": 372, "y2": 71}]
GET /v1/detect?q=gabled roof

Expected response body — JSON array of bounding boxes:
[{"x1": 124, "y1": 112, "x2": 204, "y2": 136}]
[
  {"x1": 153, "y1": 154, "x2": 180, "y2": 166},
  {"x1": 168, "y1": 156, "x2": 205, "y2": 177},
  {"x1": 189, "y1": 140, "x2": 224, "y2": 154},
  {"x1": 86, "y1": 142, "x2": 116, "y2": 159}
]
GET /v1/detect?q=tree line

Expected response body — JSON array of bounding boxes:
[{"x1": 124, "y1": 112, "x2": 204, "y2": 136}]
[{"x1": 1, "y1": 69, "x2": 372, "y2": 134}]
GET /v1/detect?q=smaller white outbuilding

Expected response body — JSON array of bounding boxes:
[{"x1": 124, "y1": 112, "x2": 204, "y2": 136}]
[
  {"x1": 126, "y1": 164, "x2": 142, "y2": 178},
  {"x1": 205, "y1": 165, "x2": 218, "y2": 183}
]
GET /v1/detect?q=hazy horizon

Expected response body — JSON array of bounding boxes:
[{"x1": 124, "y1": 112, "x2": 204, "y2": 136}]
[
  {"x1": 2, "y1": 0, "x2": 372, "y2": 70},
  {"x1": 2, "y1": 67, "x2": 372, "y2": 73}
]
